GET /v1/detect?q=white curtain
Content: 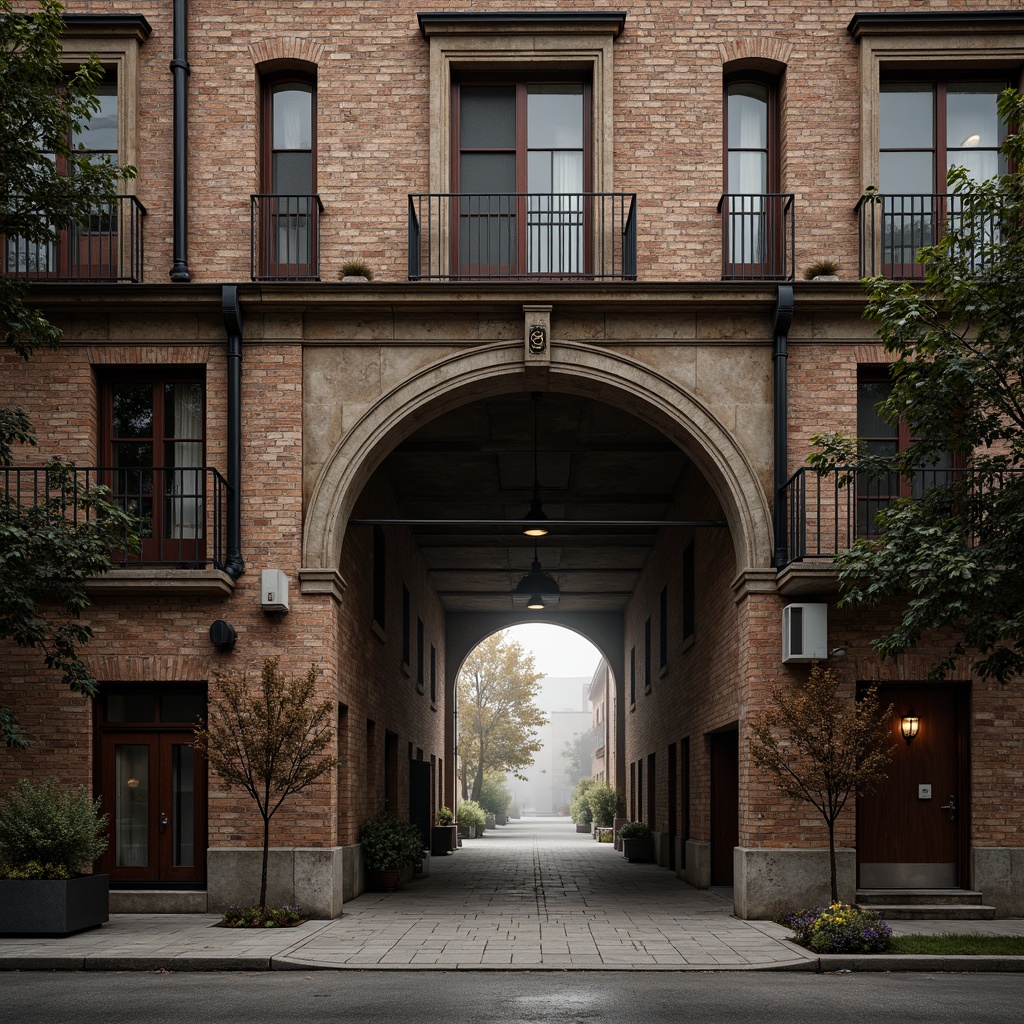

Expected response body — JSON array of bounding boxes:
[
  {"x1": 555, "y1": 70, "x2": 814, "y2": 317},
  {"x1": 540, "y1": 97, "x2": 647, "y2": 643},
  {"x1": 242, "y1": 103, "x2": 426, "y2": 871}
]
[
  {"x1": 170, "y1": 384, "x2": 203, "y2": 541},
  {"x1": 529, "y1": 152, "x2": 584, "y2": 274}
]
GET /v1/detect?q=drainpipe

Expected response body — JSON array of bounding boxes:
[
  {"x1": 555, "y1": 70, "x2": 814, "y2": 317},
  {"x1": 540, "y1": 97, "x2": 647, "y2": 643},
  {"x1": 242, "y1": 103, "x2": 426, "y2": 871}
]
[
  {"x1": 169, "y1": 0, "x2": 190, "y2": 281},
  {"x1": 221, "y1": 286, "x2": 245, "y2": 580},
  {"x1": 772, "y1": 284, "x2": 794, "y2": 569}
]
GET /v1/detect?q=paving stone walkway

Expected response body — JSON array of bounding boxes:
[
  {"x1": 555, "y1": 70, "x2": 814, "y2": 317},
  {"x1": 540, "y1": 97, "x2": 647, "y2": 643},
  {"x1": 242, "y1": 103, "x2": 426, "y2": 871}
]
[{"x1": 3, "y1": 817, "x2": 1022, "y2": 972}]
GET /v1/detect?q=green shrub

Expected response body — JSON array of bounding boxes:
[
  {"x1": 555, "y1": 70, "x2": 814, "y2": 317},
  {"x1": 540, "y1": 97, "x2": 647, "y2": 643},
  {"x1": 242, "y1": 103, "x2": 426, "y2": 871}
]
[
  {"x1": 0, "y1": 779, "x2": 108, "y2": 878},
  {"x1": 436, "y1": 805, "x2": 454, "y2": 826},
  {"x1": 782, "y1": 902, "x2": 893, "y2": 954},
  {"x1": 457, "y1": 799, "x2": 485, "y2": 827},
  {"x1": 359, "y1": 812, "x2": 423, "y2": 872},
  {"x1": 569, "y1": 777, "x2": 597, "y2": 824},
  {"x1": 587, "y1": 783, "x2": 621, "y2": 827},
  {"x1": 478, "y1": 775, "x2": 511, "y2": 816},
  {"x1": 222, "y1": 904, "x2": 305, "y2": 928},
  {"x1": 618, "y1": 820, "x2": 652, "y2": 840}
]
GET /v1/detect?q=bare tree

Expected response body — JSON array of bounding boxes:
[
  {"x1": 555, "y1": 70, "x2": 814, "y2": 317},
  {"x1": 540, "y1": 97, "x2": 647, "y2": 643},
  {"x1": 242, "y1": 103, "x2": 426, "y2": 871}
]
[
  {"x1": 193, "y1": 658, "x2": 337, "y2": 908},
  {"x1": 749, "y1": 665, "x2": 895, "y2": 902}
]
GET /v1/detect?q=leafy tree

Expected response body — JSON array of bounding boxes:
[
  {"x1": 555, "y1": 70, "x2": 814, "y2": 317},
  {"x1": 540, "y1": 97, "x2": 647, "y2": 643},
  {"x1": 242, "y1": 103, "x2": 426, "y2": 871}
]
[
  {"x1": 562, "y1": 728, "x2": 597, "y2": 788},
  {"x1": 477, "y1": 773, "x2": 512, "y2": 816},
  {"x1": 1, "y1": 0, "x2": 136, "y2": 748},
  {"x1": 750, "y1": 666, "x2": 895, "y2": 903},
  {"x1": 811, "y1": 89, "x2": 1024, "y2": 684},
  {"x1": 193, "y1": 659, "x2": 337, "y2": 908},
  {"x1": 457, "y1": 631, "x2": 546, "y2": 803}
]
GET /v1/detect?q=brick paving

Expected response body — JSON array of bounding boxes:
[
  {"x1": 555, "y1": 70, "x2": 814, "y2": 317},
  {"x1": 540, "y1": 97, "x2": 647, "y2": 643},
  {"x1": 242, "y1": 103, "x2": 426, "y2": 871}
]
[{"x1": 3, "y1": 818, "x2": 1022, "y2": 972}]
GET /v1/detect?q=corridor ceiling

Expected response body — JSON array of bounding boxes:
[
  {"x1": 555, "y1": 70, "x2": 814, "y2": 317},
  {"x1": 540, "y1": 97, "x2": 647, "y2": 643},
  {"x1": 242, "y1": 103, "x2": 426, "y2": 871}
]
[{"x1": 371, "y1": 392, "x2": 700, "y2": 613}]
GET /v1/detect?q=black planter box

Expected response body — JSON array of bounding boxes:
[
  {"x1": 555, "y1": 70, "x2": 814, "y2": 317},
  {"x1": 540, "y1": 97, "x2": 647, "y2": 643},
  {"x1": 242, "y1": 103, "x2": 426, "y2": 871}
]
[{"x1": 0, "y1": 874, "x2": 109, "y2": 936}]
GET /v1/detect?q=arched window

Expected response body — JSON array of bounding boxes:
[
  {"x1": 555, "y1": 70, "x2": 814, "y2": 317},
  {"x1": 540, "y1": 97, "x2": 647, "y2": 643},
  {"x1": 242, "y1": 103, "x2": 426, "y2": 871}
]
[{"x1": 255, "y1": 74, "x2": 319, "y2": 280}]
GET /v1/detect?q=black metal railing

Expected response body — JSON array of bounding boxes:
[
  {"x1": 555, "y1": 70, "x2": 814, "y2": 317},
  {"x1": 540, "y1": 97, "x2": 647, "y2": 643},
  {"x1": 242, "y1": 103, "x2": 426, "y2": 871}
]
[
  {"x1": 3, "y1": 195, "x2": 146, "y2": 283},
  {"x1": 717, "y1": 193, "x2": 794, "y2": 281},
  {"x1": 408, "y1": 192, "x2": 637, "y2": 281},
  {"x1": 856, "y1": 191, "x2": 1001, "y2": 279},
  {"x1": 251, "y1": 194, "x2": 323, "y2": 281},
  {"x1": 1, "y1": 466, "x2": 230, "y2": 571},
  {"x1": 778, "y1": 465, "x2": 1021, "y2": 566}
]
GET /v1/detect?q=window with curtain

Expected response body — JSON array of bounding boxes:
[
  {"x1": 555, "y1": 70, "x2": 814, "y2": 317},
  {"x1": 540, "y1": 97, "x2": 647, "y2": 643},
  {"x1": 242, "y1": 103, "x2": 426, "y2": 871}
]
[
  {"x1": 103, "y1": 372, "x2": 205, "y2": 562},
  {"x1": 723, "y1": 77, "x2": 778, "y2": 274},
  {"x1": 453, "y1": 77, "x2": 590, "y2": 277}
]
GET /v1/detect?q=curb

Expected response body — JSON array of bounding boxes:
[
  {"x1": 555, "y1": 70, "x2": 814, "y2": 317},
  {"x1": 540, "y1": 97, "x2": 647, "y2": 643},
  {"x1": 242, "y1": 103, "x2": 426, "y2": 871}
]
[{"x1": 818, "y1": 954, "x2": 1024, "y2": 973}]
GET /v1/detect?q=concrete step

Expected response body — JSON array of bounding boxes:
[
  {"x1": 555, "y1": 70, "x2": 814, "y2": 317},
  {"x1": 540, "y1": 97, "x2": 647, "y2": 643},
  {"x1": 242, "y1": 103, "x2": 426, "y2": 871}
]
[
  {"x1": 858, "y1": 888, "x2": 986, "y2": 908},
  {"x1": 109, "y1": 889, "x2": 209, "y2": 914},
  {"x1": 865, "y1": 903, "x2": 997, "y2": 921}
]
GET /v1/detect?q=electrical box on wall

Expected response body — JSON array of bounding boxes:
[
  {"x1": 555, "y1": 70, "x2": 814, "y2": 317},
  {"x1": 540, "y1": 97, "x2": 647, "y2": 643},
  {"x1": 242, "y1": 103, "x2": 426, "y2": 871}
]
[
  {"x1": 261, "y1": 569, "x2": 290, "y2": 614},
  {"x1": 782, "y1": 603, "x2": 827, "y2": 662}
]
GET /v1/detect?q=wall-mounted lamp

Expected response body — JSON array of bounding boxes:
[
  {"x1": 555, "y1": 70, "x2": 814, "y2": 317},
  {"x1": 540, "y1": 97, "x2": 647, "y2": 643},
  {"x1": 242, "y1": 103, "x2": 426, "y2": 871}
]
[
  {"x1": 901, "y1": 714, "x2": 920, "y2": 744},
  {"x1": 209, "y1": 619, "x2": 237, "y2": 650}
]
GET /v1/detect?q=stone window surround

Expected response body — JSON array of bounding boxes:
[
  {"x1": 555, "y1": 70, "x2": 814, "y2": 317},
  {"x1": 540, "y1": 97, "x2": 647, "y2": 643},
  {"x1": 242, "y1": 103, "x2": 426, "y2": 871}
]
[
  {"x1": 61, "y1": 15, "x2": 151, "y2": 195},
  {"x1": 848, "y1": 13, "x2": 1024, "y2": 192},
  {"x1": 418, "y1": 11, "x2": 625, "y2": 195}
]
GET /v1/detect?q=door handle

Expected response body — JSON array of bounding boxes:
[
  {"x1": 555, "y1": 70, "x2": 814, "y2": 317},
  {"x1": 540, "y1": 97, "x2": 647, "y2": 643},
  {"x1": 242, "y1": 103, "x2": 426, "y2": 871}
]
[
  {"x1": 940, "y1": 795, "x2": 956, "y2": 822},
  {"x1": 159, "y1": 812, "x2": 169, "y2": 830}
]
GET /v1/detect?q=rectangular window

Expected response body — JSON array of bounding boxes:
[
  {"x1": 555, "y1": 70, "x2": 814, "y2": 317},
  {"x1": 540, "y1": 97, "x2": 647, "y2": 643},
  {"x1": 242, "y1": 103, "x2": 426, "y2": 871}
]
[
  {"x1": 429, "y1": 644, "x2": 437, "y2": 706},
  {"x1": 101, "y1": 371, "x2": 206, "y2": 566},
  {"x1": 629, "y1": 645, "x2": 636, "y2": 708},
  {"x1": 416, "y1": 617, "x2": 425, "y2": 692},
  {"x1": 644, "y1": 616, "x2": 652, "y2": 692},
  {"x1": 659, "y1": 585, "x2": 668, "y2": 669},
  {"x1": 372, "y1": 526, "x2": 386, "y2": 631},
  {"x1": 401, "y1": 584, "x2": 411, "y2": 669},
  {"x1": 682, "y1": 540, "x2": 696, "y2": 641}
]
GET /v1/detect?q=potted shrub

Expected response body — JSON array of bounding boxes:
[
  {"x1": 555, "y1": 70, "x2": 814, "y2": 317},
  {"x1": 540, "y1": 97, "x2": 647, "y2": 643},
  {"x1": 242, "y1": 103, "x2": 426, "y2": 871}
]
[
  {"x1": 570, "y1": 777, "x2": 596, "y2": 832},
  {"x1": 588, "y1": 782, "x2": 621, "y2": 830},
  {"x1": 457, "y1": 799, "x2": 485, "y2": 837},
  {"x1": 0, "y1": 778, "x2": 109, "y2": 936},
  {"x1": 431, "y1": 806, "x2": 458, "y2": 855},
  {"x1": 339, "y1": 259, "x2": 373, "y2": 282},
  {"x1": 359, "y1": 812, "x2": 423, "y2": 890},
  {"x1": 618, "y1": 820, "x2": 655, "y2": 863}
]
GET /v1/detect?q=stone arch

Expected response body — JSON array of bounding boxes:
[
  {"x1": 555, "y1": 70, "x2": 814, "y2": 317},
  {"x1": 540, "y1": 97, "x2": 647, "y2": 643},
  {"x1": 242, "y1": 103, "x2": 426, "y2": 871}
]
[
  {"x1": 719, "y1": 38, "x2": 792, "y2": 76},
  {"x1": 249, "y1": 37, "x2": 324, "y2": 72},
  {"x1": 302, "y1": 341, "x2": 774, "y2": 576}
]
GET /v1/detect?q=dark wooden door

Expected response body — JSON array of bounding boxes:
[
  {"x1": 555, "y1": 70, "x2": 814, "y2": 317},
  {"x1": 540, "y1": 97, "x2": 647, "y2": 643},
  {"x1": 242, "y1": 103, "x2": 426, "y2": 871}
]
[
  {"x1": 409, "y1": 759, "x2": 433, "y2": 851},
  {"x1": 857, "y1": 685, "x2": 967, "y2": 888},
  {"x1": 710, "y1": 729, "x2": 739, "y2": 886},
  {"x1": 97, "y1": 730, "x2": 206, "y2": 884},
  {"x1": 667, "y1": 743, "x2": 677, "y2": 872}
]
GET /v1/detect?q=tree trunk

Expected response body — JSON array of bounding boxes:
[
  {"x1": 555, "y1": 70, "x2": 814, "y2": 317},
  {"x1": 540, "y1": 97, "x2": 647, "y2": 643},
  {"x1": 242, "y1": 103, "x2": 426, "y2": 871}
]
[
  {"x1": 471, "y1": 763, "x2": 484, "y2": 803},
  {"x1": 827, "y1": 818, "x2": 838, "y2": 904},
  {"x1": 260, "y1": 813, "x2": 270, "y2": 908}
]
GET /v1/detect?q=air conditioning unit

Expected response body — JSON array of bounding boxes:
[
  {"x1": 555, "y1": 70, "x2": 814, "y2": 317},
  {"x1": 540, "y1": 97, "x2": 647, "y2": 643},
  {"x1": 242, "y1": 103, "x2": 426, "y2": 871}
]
[
  {"x1": 261, "y1": 568, "x2": 290, "y2": 614},
  {"x1": 782, "y1": 603, "x2": 827, "y2": 663}
]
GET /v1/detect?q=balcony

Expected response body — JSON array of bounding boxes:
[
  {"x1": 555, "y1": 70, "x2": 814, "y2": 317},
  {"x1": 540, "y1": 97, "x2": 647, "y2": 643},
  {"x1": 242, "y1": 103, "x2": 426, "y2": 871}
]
[
  {"x1": 778, "y1": 465, "x2": 1020, "y2": 568},
  {"x1": 2, "y1": 465, "x2": 230, "y2": 573},
  {"x1": 856, "y1": 192, "x2": 1000, "y2": 279},
  {"x1": 718, "y1": 193, "x2": 794, "y2": 281},
  {"x1": 3, "y1": 196, "x2": 146, "y2": 283},
  {"x1": 251, "y1": 194, "x2": 323, "y2": 281},
  {"x1": 407, "y1": 192, "x2": 637, "y2": 281}
]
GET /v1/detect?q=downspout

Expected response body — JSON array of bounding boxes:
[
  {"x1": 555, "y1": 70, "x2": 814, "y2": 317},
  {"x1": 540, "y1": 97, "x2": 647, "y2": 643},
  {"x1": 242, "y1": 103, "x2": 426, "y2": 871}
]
[
  {"x1": 169, "y1": 0, "x2": 190, "y2": 281},
  {"x1": 222, "y1": 286, "x2": 245, "y2": 580},
  {"x1": 772, "y1": 284, "x2": 795, "y2": 569}
]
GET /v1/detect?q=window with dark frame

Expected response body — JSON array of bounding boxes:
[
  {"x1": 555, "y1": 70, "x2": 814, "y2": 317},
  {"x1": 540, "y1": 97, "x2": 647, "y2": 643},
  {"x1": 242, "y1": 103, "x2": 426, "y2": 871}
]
[
  {"x1": 659, "y1": 585, "x2": 668, "y2": 669},
  {"x1": 452, "y1": 75, "x2": 591, "y2": 278},
  {"x1": 416, "y1": 617, "x2": 425, "y2": 692},
  {"x1": 372, "y1": 526, "x2": 386, "y2": 630},
  {"x1": 258, "y1": 73, "x2": 318, "y2": 278},
  {"x1": 629, "y1": 645, "x2": 636, "y2": 708},
  {"x1": 644, "y1": 615, "x2": 652, "y2": 692},
  {"x1": 100, "y1": 370, "x2": 206, "y2": 566},
  {"x1": 682, "y1": 540, "x2": 695, "y2": 641},
  {"x1": 402, "y1": 584, "x2": 411, "y2": 668},
  {"x1": 430, "y1": 644, "x2": 437, "y2": 706}
]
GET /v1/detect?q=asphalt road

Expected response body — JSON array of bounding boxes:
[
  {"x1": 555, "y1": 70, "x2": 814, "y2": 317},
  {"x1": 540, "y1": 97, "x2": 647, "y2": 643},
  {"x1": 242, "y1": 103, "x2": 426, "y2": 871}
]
[{"x1": 5, "y1": 970, "x2": 1023, "y2": 1024}]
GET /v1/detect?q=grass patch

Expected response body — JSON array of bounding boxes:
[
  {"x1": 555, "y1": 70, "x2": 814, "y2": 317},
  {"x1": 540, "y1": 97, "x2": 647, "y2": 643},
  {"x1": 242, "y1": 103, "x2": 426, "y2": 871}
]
[{"x1": 890, "y1": 933, "x2": 1024, "y2": 956}]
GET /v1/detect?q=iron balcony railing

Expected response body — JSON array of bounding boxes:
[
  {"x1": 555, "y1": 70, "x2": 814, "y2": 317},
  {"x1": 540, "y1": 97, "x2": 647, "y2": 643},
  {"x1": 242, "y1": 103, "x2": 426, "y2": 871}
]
[
  {"x1": 251, "y1": 193, "x2": 324, "y2": 281},
  {"x1": 1, "y1": 465, "x2": 230, "y2": 572},
  {"x1": 3, "y1": 195, "x2": 146, "y2": 283},
  {"x1": 856, "y1": 191, "x2": 1001, "y2": 279},
  {"x1": 778, "y1": 465, "x2": 1022, "y2": 566},
  {"x1": 717, "y1": 193, "x2": 795, "y2": 281},
  {"x1": 408, "y1": 192, "x2": 637, "y2": 281}
]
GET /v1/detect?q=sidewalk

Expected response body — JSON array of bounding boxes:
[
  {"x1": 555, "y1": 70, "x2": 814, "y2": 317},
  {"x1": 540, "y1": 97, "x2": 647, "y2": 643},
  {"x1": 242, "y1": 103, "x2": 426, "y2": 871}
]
[{"x1": 2, "y1": 818, "x2": 1022, "y2": 973}]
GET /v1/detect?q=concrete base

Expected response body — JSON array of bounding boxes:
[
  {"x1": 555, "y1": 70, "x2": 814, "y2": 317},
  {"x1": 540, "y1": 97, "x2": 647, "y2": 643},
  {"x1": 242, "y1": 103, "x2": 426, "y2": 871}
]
[
  {"x1": 972, "y1": 847, "x2": 1024, "y2": 917},
  {"x1": 652, "y1": 831, "x2": 671, "y2": 868},
  {"x1": 109, "y1": 890, "x2": 208, "y2": 914},
  {"x1": 684, "y1": 840, "x2": 711, "y2": 889},
  {"x1": 207, "y1": 847, "x2": 347, "y2": 919},
  {"x1": 733, "y1": 847, "x2": 855, "y2": 920}
]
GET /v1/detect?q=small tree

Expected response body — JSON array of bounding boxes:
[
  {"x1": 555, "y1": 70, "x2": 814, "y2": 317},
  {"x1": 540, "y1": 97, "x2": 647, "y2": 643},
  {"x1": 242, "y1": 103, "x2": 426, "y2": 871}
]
[
  {"x1": 749, "y1": 666, "x2": 895, "y2": 903},
  {"x1": 193, "y1": 658, "x2": 337, "y2": 908},
  {"x1": 562, "y1": 728, "x2": 598, "y2": 788}
]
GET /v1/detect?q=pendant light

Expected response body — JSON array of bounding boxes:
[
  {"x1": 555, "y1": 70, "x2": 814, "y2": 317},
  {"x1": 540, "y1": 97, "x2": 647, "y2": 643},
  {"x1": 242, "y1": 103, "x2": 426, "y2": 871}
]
[
  {"x1": 513, "y1": 540, "x2": 560, "y2": 610},
  {"x1": 522, "y1": 392, "x2": 549, "y2": 537}
]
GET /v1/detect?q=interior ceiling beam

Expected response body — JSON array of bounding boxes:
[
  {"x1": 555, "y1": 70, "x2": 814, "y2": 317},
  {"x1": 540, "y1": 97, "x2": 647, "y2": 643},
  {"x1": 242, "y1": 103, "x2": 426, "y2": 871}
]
[
  {"x1": 435, "y1": 591, "x2": 635, "y2": 598},
  {"x1": 425, "y1": 566, "x2": 645, "y2": 574}
]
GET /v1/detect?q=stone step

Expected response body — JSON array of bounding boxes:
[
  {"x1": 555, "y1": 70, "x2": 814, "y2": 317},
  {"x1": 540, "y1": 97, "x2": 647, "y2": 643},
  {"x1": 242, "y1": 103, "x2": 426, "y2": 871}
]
[
  {"x1": 858, "y1": 888, "x2": 986, "y2": 907},
  {"x1": 865, "y1": 903, "x2": 997, "y2": 921},
  {"x1": 109, "y1": 889, "x2": 209, "y2": 914}
]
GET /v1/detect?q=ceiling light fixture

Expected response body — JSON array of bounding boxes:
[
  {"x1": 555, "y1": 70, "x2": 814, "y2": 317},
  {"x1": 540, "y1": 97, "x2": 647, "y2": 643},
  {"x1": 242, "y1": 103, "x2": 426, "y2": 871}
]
[
  {"x1": 513, "y1": 540, "x2": 560, "y2": 610},
  {"x1": 522, "y1": 392, "x2": 549, "y2": 537}
]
